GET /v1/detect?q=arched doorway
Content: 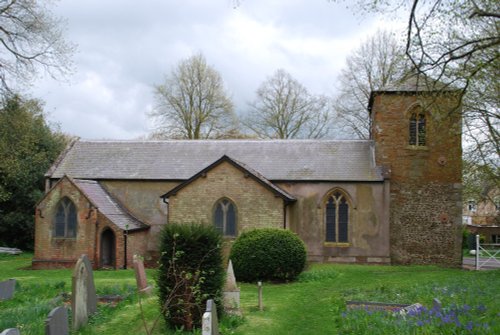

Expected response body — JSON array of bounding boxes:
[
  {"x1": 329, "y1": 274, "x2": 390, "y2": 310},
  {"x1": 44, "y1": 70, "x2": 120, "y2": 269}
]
[{"x1": 100, "y1": 228, "x2": 116, "y2": 268}]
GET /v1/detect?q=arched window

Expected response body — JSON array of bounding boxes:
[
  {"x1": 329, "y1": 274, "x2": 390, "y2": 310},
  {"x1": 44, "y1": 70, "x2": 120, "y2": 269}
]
[
  {"x1": 409, "y1": 111, "x2": 426, "y2": 146},
  {"x1": 325, "y1": 191, "x2": 349, "y2": 243},
  {"x1": 213, "y1": 198, "x2": 236, "y2": 237},
  {"x1": 54, "y1": 197, "x2": 77, "y2": 238}
]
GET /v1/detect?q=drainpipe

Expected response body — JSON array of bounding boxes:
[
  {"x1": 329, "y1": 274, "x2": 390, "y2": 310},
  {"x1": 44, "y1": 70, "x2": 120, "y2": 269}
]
[
  {"x1": 124, "y1": 224, "x2": 129, "y2": 269},
  {"x1": 283, "y1": 202, "x2": 288, "y2": 230}
]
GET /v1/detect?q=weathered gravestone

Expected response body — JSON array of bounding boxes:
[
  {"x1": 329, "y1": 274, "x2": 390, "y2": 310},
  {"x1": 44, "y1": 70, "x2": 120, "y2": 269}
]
[
  {"x1": 202, "y1": 299, "x2": 219, "y2": 335},
  {"x1": 0, "y1": 329, "x2": 20, "y2": 335},
  {"x1": 0, "y1": 279, "x2": 16, "y2": 301},
  {"x1": 71, "y1": 254, "x2": 97, "y2": 330},
  {"x1": 222, "y1": 260, "x2": 241, "y2": 315},
  {"x1": 133, "y1": 255, "x2": 152, "y2": 294},
  {"x1": 45, "y1": 306, "x2": 69, "y2": 335}
]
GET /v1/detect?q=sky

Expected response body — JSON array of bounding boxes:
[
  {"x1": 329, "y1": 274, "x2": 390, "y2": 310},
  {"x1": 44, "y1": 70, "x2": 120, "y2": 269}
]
[{"x1": 32, "y1": 0, "x2": 405, "y2": 140}]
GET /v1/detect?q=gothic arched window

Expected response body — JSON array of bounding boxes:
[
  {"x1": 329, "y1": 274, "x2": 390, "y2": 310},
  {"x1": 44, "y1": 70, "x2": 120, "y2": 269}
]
[
  {"x1": 213, "y1": 198, "x2": 237, "y2": 237},
  {"x1": 325, "y1": 191, "x2": 349, "y2": 243},
  {"x1": 409, "y1": 111, "x2": 426, "y2": 146},
  {"x1": 54, "y1": 197, "x2": 77, "y2": 238}
]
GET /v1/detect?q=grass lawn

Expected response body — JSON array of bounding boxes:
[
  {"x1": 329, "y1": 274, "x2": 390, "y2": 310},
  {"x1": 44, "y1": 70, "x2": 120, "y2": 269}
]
[{"x1": 1, "y1": 253, "x2": 499, "y2": 334}]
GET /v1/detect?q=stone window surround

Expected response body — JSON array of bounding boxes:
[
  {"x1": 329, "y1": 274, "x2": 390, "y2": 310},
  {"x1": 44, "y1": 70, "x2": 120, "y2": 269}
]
[
  {"x1": 53, "y1": 197, "x2": 78, "y2": 239},
  {"x1": 323, "y1": 189, "x2": 352, "y2": 247},
  {"x1": 213, "y1": 197, "x2": 237, "y2": 237}
]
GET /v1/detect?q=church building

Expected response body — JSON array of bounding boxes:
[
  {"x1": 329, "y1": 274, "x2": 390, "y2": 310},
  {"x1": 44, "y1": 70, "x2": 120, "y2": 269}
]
[{"x1": 32, "y1": 77, "x2": 463, "y2": 269}]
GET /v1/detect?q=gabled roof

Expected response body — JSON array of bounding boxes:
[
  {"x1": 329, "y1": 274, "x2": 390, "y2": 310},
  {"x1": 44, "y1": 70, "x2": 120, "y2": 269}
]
[
  {"x1": 46, "y1": 140, "x2": 384, "y2": 182},
  {"x1": 162, "y1": 155, "x2": 296, "y2": 203},
  {"x1": 73, "y1": 179, "x2": 148, "y2": 231}
]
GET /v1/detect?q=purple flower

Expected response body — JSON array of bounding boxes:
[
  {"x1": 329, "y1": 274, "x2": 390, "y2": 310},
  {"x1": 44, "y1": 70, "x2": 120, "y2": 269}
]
[{"x1": 465, "y1": 321, "x2": 473, "y2": 331}]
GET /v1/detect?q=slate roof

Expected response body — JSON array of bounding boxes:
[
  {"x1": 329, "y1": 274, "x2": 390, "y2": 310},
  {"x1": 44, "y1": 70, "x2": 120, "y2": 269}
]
[
  {"x1": 162, "y1": 155, "x2": 296, "y2": 202},
  {"x1": 73, "y1": 179, "x2": 148, "y2": 231},
  {"x1": 47, "y1": 140, "x2": 384, "y2": 182}
]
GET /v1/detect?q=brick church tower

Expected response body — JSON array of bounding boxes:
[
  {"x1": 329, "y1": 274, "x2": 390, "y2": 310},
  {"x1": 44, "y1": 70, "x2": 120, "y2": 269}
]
[{"x1": 369, "y1": 75, "x2": 463, "y2": 265}]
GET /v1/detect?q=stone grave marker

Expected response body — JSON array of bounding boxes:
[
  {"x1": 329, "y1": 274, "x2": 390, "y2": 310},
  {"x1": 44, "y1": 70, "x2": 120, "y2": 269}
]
[
  {"x1": 223, "y1": 260, "x2": 241, "y2": 315},
  {"x1": 0, "y1": 279, "x2": 16, "y2": 301},
  {"x1": 71, "y1": 254, "x2": 97, "y2": 330},
  {"x1": 0, "y1": 329, "x2": 20, "y2": 335},
  {"x1": 202, "y1": 299, "x2": 219, "y2": 335},
  {"x1": 133, "y1": 255, "x2": 152, "y2": 294},
  {"x1": 45, "y1": 306, "x2": 69, "y2": 335}
]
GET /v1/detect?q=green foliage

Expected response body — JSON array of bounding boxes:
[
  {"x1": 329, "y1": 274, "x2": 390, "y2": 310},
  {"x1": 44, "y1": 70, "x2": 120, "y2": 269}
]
[
  {"x1": 157, "y1": 223, "x2": 225, "y2": 331},
  {"x1": 0, "y1": 95, "x2": 67, "y2": 250},
  {"x1": 230, "y1": 228, "x2": 307, "y2": 282}
]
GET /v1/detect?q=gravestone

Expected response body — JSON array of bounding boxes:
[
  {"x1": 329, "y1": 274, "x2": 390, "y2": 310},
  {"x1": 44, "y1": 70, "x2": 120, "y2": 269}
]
[
  {"x1": 45, "y1": 306, "x2": 69, "y2": 335},
  {"x1": 399, "y1": 303, "x2": 423, "y2": 316},
  {"x1": 133, "y1": 255, "x2": 152, "y2": 294},
  {"x1": 0, "y1": 279, "x2": 16, "y2": 301},
  {"x1": 71, "y1": 254, "x2": 97, "y2": 330},
  {"x1": 0, "y1": 329, "x2": 20, "y2": 335},
  {"x1": 222, "y1": 260, "x2": 241, "y2": 315},
  {"x1": 202, "y1": 299, "x2": 219, "y2": 335}
]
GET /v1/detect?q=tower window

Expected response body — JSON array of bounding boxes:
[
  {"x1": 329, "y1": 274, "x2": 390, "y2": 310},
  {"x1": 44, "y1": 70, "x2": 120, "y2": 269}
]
[
  {"x1": 325, "y1": 191, "x2": 349, "y2": 243},
  {"x1": 409, "y1": 112, "x2": 426, "y2": 146},
  {"x1": 213, "y1": 198, "x2": 237, "y2": 237},
  {"x1": 54, "y1": 197, "x2": 77, "y2": 238}
]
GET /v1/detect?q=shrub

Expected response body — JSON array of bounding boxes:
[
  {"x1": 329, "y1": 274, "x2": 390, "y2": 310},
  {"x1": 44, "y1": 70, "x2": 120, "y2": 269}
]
[
  {"x1": 157, "y1": 223, "x2": 224, "y2": 331},
  {"x1": 230, "y1": 228, "x2": 307, "y2": 282}
]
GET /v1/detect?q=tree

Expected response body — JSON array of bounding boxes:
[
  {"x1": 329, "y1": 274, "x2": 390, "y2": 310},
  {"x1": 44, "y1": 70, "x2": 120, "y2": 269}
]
[
  {"x1": 335, "y1": 0, "x2": 499, "y2": 187},
  {"x1": 0, "y1": 95, "x2": 67, "y2": 249},
  {"x1": 0, "y1": 0, "x2": 74, "y2": 93},
  {"x1": 151, "y1": 53, "x2": 237, "y2": 139},
  {"x1": 333, "y1": 30, "x2": 408, "y2": 139},
  {"x1": 244, "y1": 69, "x2": 332, "y2": 139}
]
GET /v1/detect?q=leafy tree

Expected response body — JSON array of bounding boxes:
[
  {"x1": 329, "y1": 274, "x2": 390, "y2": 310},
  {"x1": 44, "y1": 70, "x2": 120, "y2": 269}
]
[
  {"x1": 335, "y1": 0, "x2": 499, "y2": 186},
  {"x1": 333, "y1": 30, "x2": 408, "y2": 139},
  {"x1": 0, "y1": 0, "x2": 74, "y2": 93},
  {"x1": 0, "y1": 95, "x2": 67, "y2": 249},
  {"x1": 244, "y1": 69, "x2": 332, "y2": 139},
  {"x1": 151, "y1": 53, "x2": 237, "y2": 139}
]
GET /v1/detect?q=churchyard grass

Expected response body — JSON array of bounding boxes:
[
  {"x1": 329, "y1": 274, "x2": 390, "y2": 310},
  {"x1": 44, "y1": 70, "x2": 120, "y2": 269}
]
[{"x1": 1, "y1": 253, "x2": 499, "y2": 334}]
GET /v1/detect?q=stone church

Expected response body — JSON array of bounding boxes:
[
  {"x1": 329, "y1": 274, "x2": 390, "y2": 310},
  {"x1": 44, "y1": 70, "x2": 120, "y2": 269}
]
[{"x1": 32, "y1": 77, "x2": 463, "y2": 269}]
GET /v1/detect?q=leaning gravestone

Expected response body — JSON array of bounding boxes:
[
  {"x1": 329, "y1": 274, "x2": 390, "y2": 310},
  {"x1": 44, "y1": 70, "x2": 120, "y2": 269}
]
[
  {"x1": 223, "y1": 260, "x2": 241, "y2": 315},
  {"x1": 0, "y1": 329, "x2": 20, "y2": 335},
  {"x1": 133, "y1": 255, "x2": 152, "y2": 294},
  {"x1": 45, "y1": 306, "x2": 69, "y2": 335},
  {"x1": 71, "y1": 254, "x2": 97, "y2": 330},
  {"x1": 0, "y1": 279, "x2": 16, "y2": 301},
  {"x1": 202, "y1": 299, "x2": 219, "y2": 335}
]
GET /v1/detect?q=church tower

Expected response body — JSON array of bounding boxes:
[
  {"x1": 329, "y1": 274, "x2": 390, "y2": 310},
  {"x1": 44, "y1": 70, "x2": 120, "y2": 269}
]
[{"x1": 369, "y1": 75, "x2": 463, "y2": 265}]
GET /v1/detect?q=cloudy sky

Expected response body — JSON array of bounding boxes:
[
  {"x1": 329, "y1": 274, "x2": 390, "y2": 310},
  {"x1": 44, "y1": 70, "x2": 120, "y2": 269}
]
[{"x1": 32, "y1": 0, "x2": 405, "y2": 140}]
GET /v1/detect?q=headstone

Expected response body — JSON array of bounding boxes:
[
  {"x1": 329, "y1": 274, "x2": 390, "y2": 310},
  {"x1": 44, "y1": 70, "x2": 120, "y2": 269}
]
[
  {"x1": 222, "y1": 260, "x2": 241, "y2": 315},
  {"x1": 71, "y1": 254, "x2": 97, "y2": 330},
  {"x1": 0, "y1": 247, "x2": 22, "y2": 255},
  {"x1": 0, "y1": 329, "x2": 20, "y2": 335},
  {"x1": 133, "y1": 255, "x2": 152, "y2": 294},
  {"x1": 0, "y1": 279, "x2": 16, "y2": 301},
  {"x1": 202, "y1": 299, "x2": 219, "y2": 335},
  {"x1": 399, "y1": 303, "x2": 423, "y2": 316},
  {"x1": 45, "y1": 306, "x2": 69, "y2": 335}
]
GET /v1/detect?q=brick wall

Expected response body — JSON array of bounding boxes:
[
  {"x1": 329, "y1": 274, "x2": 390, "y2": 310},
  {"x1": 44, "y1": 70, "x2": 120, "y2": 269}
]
[
  {"x1": 372, "y1": 92, "x2": 462, "y2": 265},
  {"x1": 33, "y1": 177, "x2": 98, "y2": 269},
  {"x1": 168, "y1": 161, "x2": 284, "y2": 234}
]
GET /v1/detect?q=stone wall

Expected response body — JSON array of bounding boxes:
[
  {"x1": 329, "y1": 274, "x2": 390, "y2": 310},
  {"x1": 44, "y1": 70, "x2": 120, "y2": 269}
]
[
  {"x1": 371, "y1": 92, "x2": 462, "y2": 265},
  {"x1": 279, "y1": 181, "x2": 390, "y2": 264}
]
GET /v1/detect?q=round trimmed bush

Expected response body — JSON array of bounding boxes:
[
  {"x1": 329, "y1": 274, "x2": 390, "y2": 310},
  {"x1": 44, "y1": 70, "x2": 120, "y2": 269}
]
[{"x1": 230, "y1": 228, "x2": 307, "y2": 282}]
